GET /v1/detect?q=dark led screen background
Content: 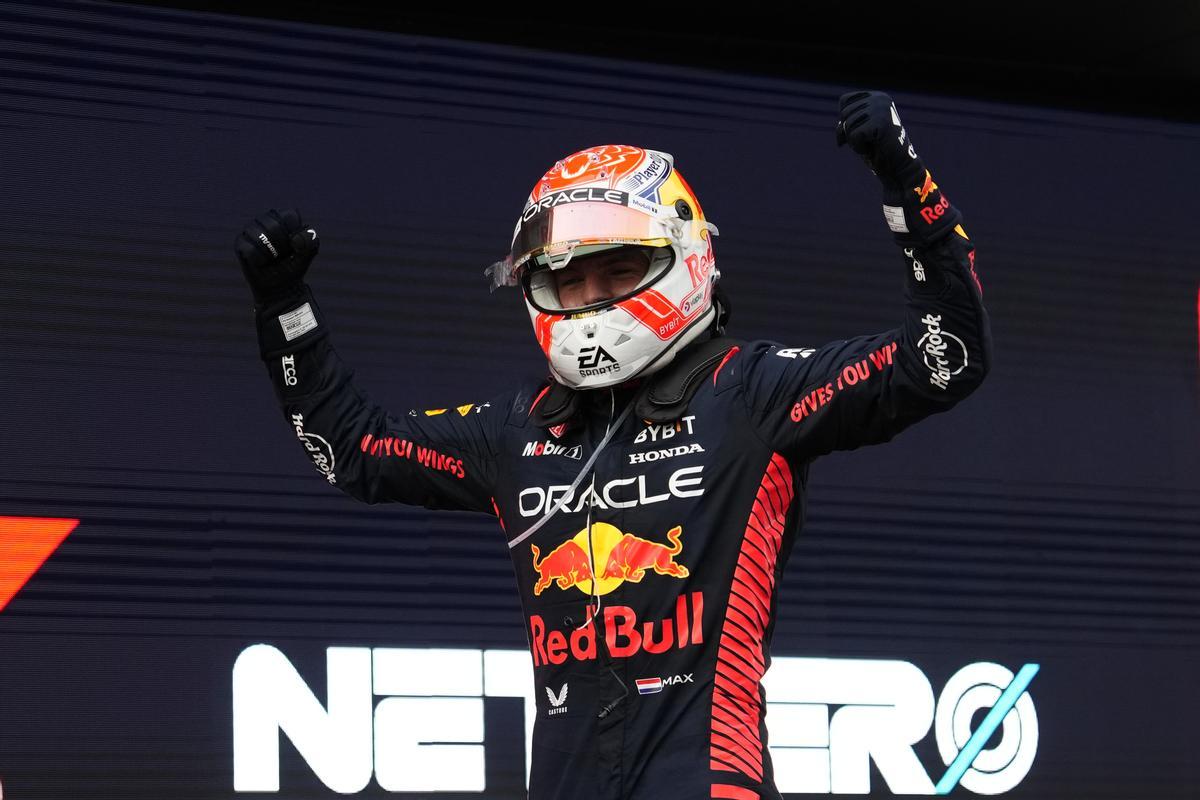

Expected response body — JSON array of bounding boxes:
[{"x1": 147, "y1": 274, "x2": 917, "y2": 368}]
[{"x1": 0, "y1": 2, "x2": 1198, "y2": 798}]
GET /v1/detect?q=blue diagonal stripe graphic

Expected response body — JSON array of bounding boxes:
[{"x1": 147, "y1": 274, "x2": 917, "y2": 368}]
[{"x1": 934, "y1": 663, "x2": 1040, "y2": 795}]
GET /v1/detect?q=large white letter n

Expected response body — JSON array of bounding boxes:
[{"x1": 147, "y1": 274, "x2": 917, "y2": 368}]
[{"x1": 233, "y1": 645, "x2": 373, "y2": 792}]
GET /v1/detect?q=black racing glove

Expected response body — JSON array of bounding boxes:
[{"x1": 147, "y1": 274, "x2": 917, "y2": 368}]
[
  {"x1": 836, "y1": 91, "x2": 962, "y2": 246},
  {"x1": 234, "y1": 208, "x2": 320, "y2": 306}
]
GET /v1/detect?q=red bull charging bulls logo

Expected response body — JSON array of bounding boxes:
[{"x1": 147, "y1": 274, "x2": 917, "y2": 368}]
[
  {"x1": 528, "y1": 525, "x2": 699, "y2": 667},
  {"x1": 914, "y1": 169, "x2": 939, "y2": 203},
  {"x1": 530, "y1": 523, "x2": 688, "y2": 596}
]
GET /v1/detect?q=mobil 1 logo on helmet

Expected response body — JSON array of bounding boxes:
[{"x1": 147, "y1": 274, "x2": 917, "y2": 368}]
[{"x1": 763, "y1": 658, "x2": 1040, "y2": 795}]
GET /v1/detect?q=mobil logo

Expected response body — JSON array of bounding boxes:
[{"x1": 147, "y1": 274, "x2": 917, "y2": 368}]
[
  {"x1": 522, "y1": 439, "x2": 582, "y2": 460},
  {"x1": 530, "y1": 523, "x2": 688, "y2": 597}
]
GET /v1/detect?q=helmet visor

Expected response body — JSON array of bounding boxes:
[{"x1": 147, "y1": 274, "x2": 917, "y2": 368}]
[
  {"x1": 522, "y1": 245, "x2": 675, "y2": 314},
  {"x1": 510, "y1": 192, "x2": 676, "y2": 274}
]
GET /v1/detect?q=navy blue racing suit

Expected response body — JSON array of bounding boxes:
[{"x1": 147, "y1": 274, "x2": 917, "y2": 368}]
[{"x1": 251, "y1": 224, "x2": 990, "y2": 800}]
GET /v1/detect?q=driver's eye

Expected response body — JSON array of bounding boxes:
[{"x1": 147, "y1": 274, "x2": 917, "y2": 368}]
[{"x1": 611, "y1": 259, "x2": 646, "y2": 273}]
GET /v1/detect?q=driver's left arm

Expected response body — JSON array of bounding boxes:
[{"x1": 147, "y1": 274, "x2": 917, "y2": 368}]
[{"x1": 738, "y1": 225, "x2": 991, "y2": 460}]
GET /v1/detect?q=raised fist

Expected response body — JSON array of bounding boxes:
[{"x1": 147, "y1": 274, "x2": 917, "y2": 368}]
[
  {"x1": 235, "y1": 208, "x2": 320, "y2": 305},
  {"x1": 835, "y1": 91, "x2": 922, "y2": 189}
]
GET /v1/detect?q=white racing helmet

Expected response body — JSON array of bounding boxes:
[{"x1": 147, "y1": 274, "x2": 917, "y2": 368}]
[{"x1": 487, "y1": 144, "x2": 720, "y2": 389}]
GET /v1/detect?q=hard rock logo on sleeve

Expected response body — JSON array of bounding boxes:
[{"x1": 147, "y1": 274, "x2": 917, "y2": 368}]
[{"x1": 290, "y1": 411, "x2": 336, "y2": 484}]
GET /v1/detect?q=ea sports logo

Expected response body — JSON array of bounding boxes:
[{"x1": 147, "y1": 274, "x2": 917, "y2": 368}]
[
  {"x1": 577, "y1": 346, "x2": 621, "y2": 378},
  {"x1": 578, "y1": 346, "x2": 617, "y2": 370}
]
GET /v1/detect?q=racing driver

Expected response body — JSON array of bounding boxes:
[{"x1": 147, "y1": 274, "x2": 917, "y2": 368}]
[{"x1": 236, "y1": 91, "x2": 992, "y2": 799}]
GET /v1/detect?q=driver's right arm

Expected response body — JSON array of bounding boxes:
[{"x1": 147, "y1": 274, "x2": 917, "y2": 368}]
[
  {"x1": 237, "y1": 210, "x2": 501, "y2": 513},
  {"x1": 254, "y1": 284, "x2": 501, "y2": 512}
]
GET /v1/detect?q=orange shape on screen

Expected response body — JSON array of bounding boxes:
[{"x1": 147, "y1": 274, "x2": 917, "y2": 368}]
[{"x1": 0, "y1": 516, "x2": 80, "y2": 612}]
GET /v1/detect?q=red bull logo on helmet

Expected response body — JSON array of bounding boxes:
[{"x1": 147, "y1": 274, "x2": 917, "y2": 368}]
[{"x1": 530, "y1": 523, "x2": 688, "y2": 596}]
